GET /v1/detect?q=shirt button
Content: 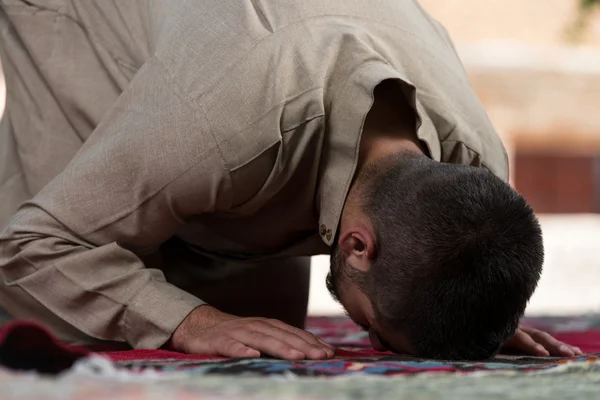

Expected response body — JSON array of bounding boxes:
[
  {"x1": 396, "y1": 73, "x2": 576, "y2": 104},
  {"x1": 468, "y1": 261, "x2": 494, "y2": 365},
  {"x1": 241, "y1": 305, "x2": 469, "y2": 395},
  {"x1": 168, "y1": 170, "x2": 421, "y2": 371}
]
[
  {"x1": 326, "y1": 229, "x2": 332, "y2": 241},
  {"x1": 319, "y1": 224, "x2": 327, "y2": 236}
]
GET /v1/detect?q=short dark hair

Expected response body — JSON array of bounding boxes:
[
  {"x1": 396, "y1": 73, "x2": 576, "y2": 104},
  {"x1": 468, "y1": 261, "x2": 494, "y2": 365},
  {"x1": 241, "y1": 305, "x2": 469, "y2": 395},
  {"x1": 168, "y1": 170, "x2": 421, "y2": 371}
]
[{"x1": 356, "y1": 152, "x2": 544, "y2": 360}]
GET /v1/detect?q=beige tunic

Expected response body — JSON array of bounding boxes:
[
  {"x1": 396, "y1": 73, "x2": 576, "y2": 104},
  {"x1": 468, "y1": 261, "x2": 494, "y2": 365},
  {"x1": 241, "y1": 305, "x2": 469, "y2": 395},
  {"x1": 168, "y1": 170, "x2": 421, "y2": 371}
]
[{"x1": 0, "y1": 0, "x2": 508, "y2": 348}]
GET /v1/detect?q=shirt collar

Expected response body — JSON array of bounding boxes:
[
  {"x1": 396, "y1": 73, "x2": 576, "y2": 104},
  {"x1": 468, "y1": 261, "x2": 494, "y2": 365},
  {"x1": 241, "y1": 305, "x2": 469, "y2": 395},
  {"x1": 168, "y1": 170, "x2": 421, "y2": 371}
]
[{"x1": 317, "y1": 62, "x2": 441, "y2": 247}]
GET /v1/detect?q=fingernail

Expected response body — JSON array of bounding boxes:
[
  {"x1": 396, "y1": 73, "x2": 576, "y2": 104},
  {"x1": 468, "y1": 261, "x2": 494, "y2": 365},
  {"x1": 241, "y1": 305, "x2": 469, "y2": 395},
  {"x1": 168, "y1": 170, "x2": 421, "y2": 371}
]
[
  {"x1": 248, "y1": 351, "x2": 261, "y2": 358},
  {"x1": 536, "y1": 345, "x2": 549, "y2": 356},
  {"x1": 310, "y1": 348, "x2": 328, "y2": 359},
  {"x1": 288, "y1": 350, "x2": 304, "y2": 359},
  {"x1": 559, "y1": 345, "x2": 575, "y2": 356},
  {"x1": 560, "y1": 345, "x2": 573, "y2": 354},
  {"x1": 575, "y1": 347, "x2": 583, "y2": 355}
]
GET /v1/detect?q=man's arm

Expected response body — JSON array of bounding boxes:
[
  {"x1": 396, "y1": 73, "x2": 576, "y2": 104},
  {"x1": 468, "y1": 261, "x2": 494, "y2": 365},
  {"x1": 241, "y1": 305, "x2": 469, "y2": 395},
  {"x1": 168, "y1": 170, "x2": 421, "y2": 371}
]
[
  {"x1": 0, "y1": 57, "x2": 218, "y2": 348},
  {"x1": 0, "y1": 57, "x2": 333, "y2": 359}
]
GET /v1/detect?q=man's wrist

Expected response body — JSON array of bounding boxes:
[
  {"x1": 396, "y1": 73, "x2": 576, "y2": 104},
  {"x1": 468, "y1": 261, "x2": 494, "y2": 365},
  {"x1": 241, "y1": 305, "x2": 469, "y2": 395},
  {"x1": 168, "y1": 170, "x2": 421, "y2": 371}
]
[{"x1": 167, "y1": 305, "x2": 234, "y2": 351}]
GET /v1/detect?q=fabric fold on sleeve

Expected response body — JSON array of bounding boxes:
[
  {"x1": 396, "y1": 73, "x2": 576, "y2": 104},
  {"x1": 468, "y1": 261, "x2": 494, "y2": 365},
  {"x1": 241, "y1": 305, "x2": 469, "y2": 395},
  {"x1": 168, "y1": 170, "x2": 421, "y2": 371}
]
[{"x1": 0, "y1": 56, "x2": 230, "y2": 348}]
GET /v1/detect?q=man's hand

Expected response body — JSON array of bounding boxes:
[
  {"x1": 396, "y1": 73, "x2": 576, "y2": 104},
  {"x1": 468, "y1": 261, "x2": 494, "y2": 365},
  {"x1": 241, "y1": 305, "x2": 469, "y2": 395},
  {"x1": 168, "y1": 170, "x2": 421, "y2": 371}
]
[
  {"x1": 502, "y1": 325, "x2": 583, "y2": 357},
  {"x1": 168, "y1": 305, "x2": 335, "y2": 360}
]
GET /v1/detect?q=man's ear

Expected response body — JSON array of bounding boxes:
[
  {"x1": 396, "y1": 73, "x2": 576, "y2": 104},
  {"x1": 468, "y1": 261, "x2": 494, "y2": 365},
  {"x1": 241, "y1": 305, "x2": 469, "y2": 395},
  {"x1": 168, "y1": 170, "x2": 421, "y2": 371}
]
[{"x1": 338, "y1": 227, "x2": 376, "y2": 272}]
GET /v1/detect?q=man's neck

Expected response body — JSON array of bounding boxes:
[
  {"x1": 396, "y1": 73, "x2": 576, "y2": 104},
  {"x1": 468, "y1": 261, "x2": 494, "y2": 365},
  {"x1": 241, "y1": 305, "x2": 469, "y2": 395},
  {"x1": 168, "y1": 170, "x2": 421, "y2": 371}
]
[
  {"x1": 340, "y1": 81, "x2": 427, "y2": 232},
  {"x1": 357, "y1": 80, "x2": 426, "y2": 171},
  {"x1": 359, "y1": 133, "x2": 423, "y2": 169}
]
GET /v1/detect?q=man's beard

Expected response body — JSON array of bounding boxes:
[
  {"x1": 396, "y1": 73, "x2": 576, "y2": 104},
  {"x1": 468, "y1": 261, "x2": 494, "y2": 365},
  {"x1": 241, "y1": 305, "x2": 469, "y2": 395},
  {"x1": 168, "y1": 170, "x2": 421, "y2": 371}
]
[{"x1": 326, "y1": 245, "x2": 346, "y2": 303}]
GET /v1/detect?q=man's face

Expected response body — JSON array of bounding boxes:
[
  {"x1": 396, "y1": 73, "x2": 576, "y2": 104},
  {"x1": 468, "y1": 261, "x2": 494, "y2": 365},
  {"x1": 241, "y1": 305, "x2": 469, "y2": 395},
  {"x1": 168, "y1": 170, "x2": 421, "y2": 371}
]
[{"x1": 326, "y1": 245, "x2": 413, "y2": 354}]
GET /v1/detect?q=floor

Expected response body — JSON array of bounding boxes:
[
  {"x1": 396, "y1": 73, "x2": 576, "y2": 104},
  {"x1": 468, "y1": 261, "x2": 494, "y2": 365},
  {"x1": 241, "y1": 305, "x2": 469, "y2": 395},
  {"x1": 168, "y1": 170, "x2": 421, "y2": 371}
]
[
  {"x1": 308, "y1": 214, "x2": 600, "y2": 316},
  {"x1": 2, "y1": 315, "x2": 600, "y2": 400}
]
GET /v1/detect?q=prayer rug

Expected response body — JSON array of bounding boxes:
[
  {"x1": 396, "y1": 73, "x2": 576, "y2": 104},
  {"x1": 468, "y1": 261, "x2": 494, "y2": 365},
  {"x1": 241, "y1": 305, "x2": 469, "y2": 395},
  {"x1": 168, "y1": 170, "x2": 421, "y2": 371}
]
[
  {"x1": 2, "y1": 362, "x2": 600, "y2": 400},
  {"x1": 0, "y1": 315, "x2": 599, "y2": 377}
]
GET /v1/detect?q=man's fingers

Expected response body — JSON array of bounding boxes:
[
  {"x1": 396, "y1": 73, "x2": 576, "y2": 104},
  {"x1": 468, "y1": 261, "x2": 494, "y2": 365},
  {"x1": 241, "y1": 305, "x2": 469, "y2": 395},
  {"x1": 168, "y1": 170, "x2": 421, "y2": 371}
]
[
  {"x1": 522, "y1": 327, "x2": 581, "y2": 357},
  {"x1": 218, "y1": 338, "x2": 262, "y2": 358},
  {"x1": 507, "y1": 330, "x2": 550, "y2": 357},
  {"x1": 264, "y1": 319, "x2": 336, "y2": 354},
  {"x1": 170, "y1": 316, "x2": 334, "y2": 360},
  {"x1": 264, "y1": 319, "x2": 329, "y2": 345},
  {"x1": 181, "y1": 337, "x2": 260, "y2": 358},
  {"x1": 252, "y1": 322, "x2": 332, "y2": 359},
  {"x1": 530, "y1": 329, "x2": 574, "y2": 356},
  {"x1": 316, "y1": 337, "x2": 336, "y2": 351},
  {"x1": 234, "y1": 330, "x2": 307, "y2": 360}
]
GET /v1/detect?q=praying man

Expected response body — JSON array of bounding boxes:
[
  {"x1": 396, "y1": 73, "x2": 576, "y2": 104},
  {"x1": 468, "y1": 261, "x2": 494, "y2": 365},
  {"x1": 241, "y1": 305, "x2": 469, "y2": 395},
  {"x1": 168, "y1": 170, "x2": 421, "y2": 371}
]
[{"x1": 0, "y1": 0, "x2": 581, "y2": 360}]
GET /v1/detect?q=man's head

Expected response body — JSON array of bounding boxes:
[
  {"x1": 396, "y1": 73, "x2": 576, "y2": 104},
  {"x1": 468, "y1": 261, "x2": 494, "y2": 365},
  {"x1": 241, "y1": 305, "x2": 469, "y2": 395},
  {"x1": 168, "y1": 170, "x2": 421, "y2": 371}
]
[{"x1": 327, "y1": 151, "x2": 544, "y2": 360}]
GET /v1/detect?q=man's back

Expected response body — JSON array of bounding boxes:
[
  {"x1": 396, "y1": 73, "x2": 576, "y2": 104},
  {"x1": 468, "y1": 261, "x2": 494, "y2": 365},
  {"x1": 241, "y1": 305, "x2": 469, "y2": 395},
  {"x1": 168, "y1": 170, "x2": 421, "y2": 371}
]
[{"x1": 1, "y1": 0, "x2": 505, "y2": 241}]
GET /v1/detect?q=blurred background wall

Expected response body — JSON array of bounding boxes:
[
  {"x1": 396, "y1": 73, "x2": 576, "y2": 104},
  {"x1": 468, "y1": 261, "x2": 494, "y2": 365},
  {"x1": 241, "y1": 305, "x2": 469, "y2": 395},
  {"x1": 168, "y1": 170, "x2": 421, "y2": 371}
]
[
  {"x1": 1, "y1": 1, "x2": 599, "y2": 317},
  {"x1": 431, "y1": 0, "x2": 600, "y2": 213}
]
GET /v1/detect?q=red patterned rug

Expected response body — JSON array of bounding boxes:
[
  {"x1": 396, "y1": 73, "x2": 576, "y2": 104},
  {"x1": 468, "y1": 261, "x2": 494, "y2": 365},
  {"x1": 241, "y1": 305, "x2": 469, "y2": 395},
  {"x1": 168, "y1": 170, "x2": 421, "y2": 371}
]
[{"x1": 1, "y1": 316, "x2": 599, "y2": 377}]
